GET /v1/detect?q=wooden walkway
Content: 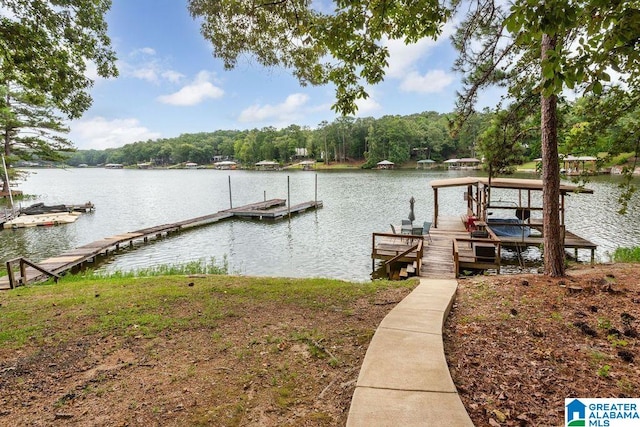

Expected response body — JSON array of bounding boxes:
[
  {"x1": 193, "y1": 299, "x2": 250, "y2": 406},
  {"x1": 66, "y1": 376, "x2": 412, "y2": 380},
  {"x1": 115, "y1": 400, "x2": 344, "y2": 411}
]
[
  {"x1": 1, "y1": 199, "x2": 322, "y2": 289},
  {"x1": 420, "y1": 217, "x2": 468, "y2": 279}
]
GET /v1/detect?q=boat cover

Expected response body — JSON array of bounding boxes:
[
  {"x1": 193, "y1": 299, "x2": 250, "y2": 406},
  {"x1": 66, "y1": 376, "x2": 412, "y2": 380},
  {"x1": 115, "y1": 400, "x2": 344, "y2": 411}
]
[{"x1": 487, "y1": 217, "x2": 531, "y2": 237}]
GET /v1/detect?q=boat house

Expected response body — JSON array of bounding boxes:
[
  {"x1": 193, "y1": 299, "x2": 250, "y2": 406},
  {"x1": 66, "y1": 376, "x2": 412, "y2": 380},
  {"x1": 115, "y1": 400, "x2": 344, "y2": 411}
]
[
  {"x1": 376, "y1": 160, "x2": 395, "y2": 169},
  {"x1": 444, "y1": 158, "x2": 481, "y2": 170},
  {"x1": 429, "y1": 176, "x2": 596, "y2": 268},
  {"x1": 255, "y1": 160, "x2": 280, "y2": 171},
  {"x1": 416, "y1": 159, "x2": 436, "y2": 169},
  {"x1": 371, "y1": 176, "x2": 598, "y2": 280}
]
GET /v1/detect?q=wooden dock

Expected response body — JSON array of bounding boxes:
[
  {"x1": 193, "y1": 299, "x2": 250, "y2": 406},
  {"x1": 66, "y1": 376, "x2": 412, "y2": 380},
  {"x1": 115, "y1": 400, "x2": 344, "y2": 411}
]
[
  {"x1": 421, "y1": 217, "x2": 469, "y2": 279},
  {"x1": 373, "y1": 216, "x2": 597, "y2": 279},
  {"x1": 1, "y1": 199, "x2": 322, "y2": 289}
]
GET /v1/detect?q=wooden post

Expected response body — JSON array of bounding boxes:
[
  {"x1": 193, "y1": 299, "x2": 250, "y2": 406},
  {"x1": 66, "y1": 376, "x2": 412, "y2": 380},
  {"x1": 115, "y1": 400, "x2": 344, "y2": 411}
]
[
  {"x1": 433, "y1": 187, "x2": 439, "y2": 228},
  {"x1": 19, "y1": 259, "x2": 26, "y2": 284},
  {"x1": 287, "y1": 176, "x2": 291, "y2": 218},
  {"x1": 6, "y1": 260, "x2": 14, "y2": 289},
  {"x1": 315, "y1": 174, "x2": 318, "y2": 204},
  {"x1": 228, "y1": 176, "x2": 233, "y2": 209}
]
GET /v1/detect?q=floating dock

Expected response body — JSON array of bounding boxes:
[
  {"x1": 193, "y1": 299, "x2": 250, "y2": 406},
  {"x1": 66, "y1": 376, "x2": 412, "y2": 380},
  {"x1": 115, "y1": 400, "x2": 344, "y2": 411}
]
[{"x1": 1, "y1": 198, "x2": 322, "y2": 289}]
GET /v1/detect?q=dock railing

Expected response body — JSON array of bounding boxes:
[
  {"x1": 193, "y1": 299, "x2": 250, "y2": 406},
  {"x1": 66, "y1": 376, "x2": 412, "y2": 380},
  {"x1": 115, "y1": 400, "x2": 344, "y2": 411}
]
[
  {"x1": 452, "y1": 229, "x2": 502, "y2": 277},
  {"x1": 5, "y1": 257, "x2": 60, "y2": 289},
  {"x1": 371, "y1": 233, "x2": 425, "y2": 277}
]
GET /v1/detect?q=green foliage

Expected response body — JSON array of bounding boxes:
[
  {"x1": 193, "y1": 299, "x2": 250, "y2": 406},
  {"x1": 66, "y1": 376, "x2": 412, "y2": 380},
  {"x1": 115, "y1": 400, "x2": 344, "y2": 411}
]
[
  {"x1": 610, "y1": 153, "x2": 636, "y2": 166},
  {"x1": 477, "y1": 108, "x2": 528, "y2": 177},
  {"x1": 1, "y1": 1, "x2": 117, "y2": 191},
  {"x1": 612, "y1": 246, "x2": 640, "y2": 263},
  {"x1": 0, "y1": 0, "x2": 118, "y2": 119},
  {"x1": 188, "y1": 0, "x2": 450, "y2": 116},
  {"x1": 72, "y1": 257, "x2": 230, "y2": 280},
  {"x1": 597, "y1": 364, "x2": 612, "y2": 378},
  {"x1": 66, "y1": 111, "x2": 488, "y2": 167},
  {"x1": 0, "y1": 83, "x2": 75, "y2": 189}
]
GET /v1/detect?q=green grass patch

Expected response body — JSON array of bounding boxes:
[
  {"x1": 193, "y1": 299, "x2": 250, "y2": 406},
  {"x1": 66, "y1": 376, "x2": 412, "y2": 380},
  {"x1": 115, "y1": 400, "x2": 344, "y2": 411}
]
[
  {"x1": 608, "y1": 152, "x2": 636, "y2": 166},
  {"x1": 0, "y1": 272, "x2": 413, "y2": 350},
  {"x1": 518, "y1": 161, "x2": 538, "y2": 171},
  {"x1": 612, "y1": 246, "x2": 640, "y2": 263}
]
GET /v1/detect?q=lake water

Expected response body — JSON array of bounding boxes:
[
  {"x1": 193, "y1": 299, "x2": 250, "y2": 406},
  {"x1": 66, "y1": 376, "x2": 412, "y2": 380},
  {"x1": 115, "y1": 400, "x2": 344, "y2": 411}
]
[{"x1": 1, "y1": 168, "x2": 639, "y2": 281}]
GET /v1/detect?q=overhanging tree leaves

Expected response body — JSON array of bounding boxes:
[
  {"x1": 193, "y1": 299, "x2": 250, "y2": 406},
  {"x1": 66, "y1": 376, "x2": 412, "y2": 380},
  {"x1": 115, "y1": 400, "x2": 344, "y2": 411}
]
[
  {"x1": 0, "y1": 0, "x2": 117, "y2": 193},
  {"x1": 188, "y1": 0, "x2": 450, "y2": 115},
  {"x1": 0, "y1": 0, "x2": 118, "y2": 119},
  {"x1": 453, "y1": 0, "x2": 640, "y2": 276}
]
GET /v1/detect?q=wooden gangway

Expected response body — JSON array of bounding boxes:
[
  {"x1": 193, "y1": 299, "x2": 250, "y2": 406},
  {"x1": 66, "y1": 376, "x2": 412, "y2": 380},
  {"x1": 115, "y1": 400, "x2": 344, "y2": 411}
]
[{"x1": 1, "y1": 199, "x2": 322, "y2": 289}]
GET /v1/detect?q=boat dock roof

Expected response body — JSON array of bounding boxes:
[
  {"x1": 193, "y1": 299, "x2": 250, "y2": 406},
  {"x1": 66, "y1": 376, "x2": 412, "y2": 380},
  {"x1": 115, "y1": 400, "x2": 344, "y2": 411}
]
[{"x1": 430, "y1": 176, "x2": 593, "y2": 194}]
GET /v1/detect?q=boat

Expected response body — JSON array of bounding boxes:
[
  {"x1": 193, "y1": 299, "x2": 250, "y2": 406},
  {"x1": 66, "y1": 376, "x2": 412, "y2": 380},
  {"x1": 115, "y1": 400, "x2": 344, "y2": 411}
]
[
  {"x1": 19, "y1": 202, "x2": 94, "y2": 215},
  {"x1": 3, "y1": 202, "x2": 95, "y2": 229},
  {"x1": 3, "y1": 211, "x2": 83, "y2": 229},
  {"x1": 486, "y1": 201, "x2": 531, "y2": 237}
]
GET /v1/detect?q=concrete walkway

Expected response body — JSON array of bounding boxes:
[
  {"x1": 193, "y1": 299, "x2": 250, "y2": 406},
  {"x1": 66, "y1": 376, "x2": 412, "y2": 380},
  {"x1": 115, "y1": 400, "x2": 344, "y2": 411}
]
[{"x1": 346, "y1": 278, "x2": 474, "y2": 426}]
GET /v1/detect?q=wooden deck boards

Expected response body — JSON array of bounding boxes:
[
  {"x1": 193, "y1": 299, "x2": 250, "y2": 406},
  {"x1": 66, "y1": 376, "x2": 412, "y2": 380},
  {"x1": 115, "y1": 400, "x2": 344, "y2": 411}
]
[
  {"x1": 419, "y1": 218, "x2": 467, "y2": 279},
  {"x1": 1, "y1": 199, "x2": 322, "y2": 290},
  {"x1": 374, "y1": 215, "x2": 598, "y2": 280}
]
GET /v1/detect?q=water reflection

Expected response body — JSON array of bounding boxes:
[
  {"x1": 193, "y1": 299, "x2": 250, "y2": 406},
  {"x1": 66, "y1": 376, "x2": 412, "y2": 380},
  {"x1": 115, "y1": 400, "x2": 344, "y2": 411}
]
[{"x1": 1, "y1": 168, "x2": 638, "y2": 281}]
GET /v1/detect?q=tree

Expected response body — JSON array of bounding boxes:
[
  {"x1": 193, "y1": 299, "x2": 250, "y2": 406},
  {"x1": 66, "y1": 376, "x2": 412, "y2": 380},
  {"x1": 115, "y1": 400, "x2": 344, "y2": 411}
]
[
  {"x1": 0, "y1": 0, "x2": 118, "y2": 119},
  {"x1": 452, "y1": 0, "x2": 640, "y2": 276},
  {"x1": 1, "y1": 83, "x2": 73, "y2": 192},
  {"x1": 1, "y1": 0, "x2": 117, "y2": 191},
  {"x1": 188, "y1": 0, "x2": 449, "y2": 115}
]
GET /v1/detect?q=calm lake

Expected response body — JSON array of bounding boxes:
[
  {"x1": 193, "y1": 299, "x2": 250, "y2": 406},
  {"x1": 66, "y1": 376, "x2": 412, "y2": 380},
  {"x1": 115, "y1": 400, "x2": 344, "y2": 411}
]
[{"x1": 1, "y1": 168, "x2": 639, "y2": 281}]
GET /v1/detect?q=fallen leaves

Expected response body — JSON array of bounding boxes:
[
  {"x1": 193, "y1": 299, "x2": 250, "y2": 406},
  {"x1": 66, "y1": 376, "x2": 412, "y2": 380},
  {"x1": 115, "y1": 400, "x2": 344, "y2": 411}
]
[{"x1": 445, "y1": 263, "x2": 640, "y2": 426}]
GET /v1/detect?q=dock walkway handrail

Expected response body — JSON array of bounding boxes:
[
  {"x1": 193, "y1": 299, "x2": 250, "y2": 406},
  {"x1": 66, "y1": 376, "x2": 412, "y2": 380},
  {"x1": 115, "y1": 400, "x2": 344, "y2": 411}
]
[
  {"x1": 384, "y1": 239, "x2": 424, "y2": 271},
  {"x1": 372, "y1": 233, "x2": 425, "y2": 277},
  {"x1": 5, "y1": 257, "x2": 60, "y2": 289}
]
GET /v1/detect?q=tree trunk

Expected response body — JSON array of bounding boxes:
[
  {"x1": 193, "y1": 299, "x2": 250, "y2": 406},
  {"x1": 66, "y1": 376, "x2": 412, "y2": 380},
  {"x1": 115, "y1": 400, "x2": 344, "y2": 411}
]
[
  {"x1": 2, "y1": 89, "x2": 10, "y2": 193},
  {"x1": 541, "y1": 33, "x2": 564, "y2": 276}
]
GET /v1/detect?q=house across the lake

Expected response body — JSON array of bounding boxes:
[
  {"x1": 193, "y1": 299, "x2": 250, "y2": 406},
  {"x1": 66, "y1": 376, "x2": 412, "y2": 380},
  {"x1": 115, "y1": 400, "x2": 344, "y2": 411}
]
[{"x1": 376, "y1": 160, "x2": 395, "y2": 169}]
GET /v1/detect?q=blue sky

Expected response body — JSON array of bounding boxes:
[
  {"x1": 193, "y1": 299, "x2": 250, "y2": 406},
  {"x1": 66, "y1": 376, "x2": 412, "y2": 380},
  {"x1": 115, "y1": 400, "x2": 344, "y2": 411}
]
[{"x1": 68, "y1": 0, "x2": 500, "y2": 150}]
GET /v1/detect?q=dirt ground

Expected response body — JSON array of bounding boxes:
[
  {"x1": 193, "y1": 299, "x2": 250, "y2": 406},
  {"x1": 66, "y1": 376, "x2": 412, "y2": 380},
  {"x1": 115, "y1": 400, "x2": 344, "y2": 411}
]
[
  {"x1": 0, "y1": 285, "x2": 413, "y2": 427},
  {"x1": 444, "y1": 263, "x2": 640, "y2": 426},
  {"x1": 1, "y1": 264, "x2": 638, "y2": 426}
]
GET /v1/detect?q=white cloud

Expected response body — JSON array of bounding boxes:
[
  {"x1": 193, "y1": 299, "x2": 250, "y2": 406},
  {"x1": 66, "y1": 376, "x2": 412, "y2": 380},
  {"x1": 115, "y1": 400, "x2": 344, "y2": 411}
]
[
  {"x1": 70, "y1": 117, "x2": 161, "y2": 150},
  {"x1": 157, "y1": 71, "x2": 224, "y2": 106},
  {"x1": 238, "y1": 93, "x2": 309, "y2": 123},
  {"x1": 117, "y1": 47, "x2": 183, "y2": 84},
  {"x1": 386, "y1": 38, "x2": 440, "y2": 79},
  {"x1": 385, "y1": 22, "x2": 456, "y2": 79},
  {"x1": 161, "y1": 70, "x2": 185, "y2": 84},
  {"x1": 399, "y1": 70, "x2": 455, "y2": 94},
  {"x1": 355, "y1": 88, "x2": 382, "y2": 115},
  {"x1": 130, "y1": 65, "x2": 161, "y2": 83},
  {"x1": 132, "y1": 47, "x2": 156, "y2": 56}
]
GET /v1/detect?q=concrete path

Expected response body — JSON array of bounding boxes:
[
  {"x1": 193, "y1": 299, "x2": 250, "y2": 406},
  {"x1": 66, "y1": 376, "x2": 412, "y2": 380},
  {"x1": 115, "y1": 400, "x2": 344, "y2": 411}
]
[{"x1": 346, "y1": 278, "x2": 473, "y2": 426}]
